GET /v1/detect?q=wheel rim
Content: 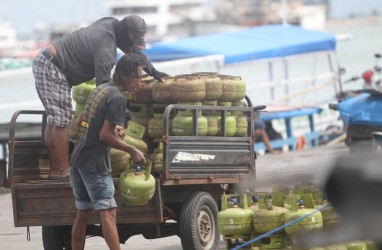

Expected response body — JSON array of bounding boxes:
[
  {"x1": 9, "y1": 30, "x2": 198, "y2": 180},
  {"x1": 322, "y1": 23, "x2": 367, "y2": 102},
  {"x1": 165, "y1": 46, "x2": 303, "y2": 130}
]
[{"x1": 197, "y1": 206, "x2": 215, "y2": 249}]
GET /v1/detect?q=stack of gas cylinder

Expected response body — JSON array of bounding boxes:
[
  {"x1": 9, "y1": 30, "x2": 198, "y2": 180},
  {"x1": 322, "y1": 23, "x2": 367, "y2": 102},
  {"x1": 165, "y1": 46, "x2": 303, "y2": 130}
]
[
  {"x1": 120, "y1": 72, "x2": 249, "y2": 178},
  {"x1": 70, "y1": 73, "x2": 249, "y2": 177},
  {"x1": 69, "y1": 72, "x2": 250, "y2": 205},
  {"x1": 217, "y1": 184, "x2": 378, "y2": 250}
]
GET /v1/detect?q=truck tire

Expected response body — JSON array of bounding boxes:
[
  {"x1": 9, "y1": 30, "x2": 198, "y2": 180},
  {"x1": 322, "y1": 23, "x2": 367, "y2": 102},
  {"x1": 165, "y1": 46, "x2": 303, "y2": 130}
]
[
  {"x1": 42, "y1": 225, "x2": 72, "y2": 250},
  {"x1": 179, "y1": 191, "x2": 219, "y2": 250}
]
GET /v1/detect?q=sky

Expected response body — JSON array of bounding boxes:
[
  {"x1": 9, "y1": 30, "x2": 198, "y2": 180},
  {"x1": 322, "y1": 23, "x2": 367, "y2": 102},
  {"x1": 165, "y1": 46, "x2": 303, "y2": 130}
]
[
  {"x1": 1, "y1": 0, "x2": 382, "y2": 39},
  {"x1": 0, "y1": 0, "x2": 104, "y2": 37}
]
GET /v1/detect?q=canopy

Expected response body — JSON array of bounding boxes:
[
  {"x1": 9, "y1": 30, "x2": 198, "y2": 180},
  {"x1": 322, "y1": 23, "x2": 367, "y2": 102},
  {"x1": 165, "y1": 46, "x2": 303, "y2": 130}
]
[{"x1": 144, "y1": 24, "x2": 336, "y2": 64}]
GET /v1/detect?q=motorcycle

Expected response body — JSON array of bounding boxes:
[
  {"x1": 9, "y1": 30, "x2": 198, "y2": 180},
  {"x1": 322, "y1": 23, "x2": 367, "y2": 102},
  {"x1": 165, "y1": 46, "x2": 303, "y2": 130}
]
[{"x1": 329, "y1": 53, "x2": 382, "y2": 152}]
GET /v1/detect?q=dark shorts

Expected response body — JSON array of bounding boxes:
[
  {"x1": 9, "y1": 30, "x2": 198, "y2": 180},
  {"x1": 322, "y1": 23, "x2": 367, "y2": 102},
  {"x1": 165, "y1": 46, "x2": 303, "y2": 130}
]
[
  {"x1": 69, "y1": 167, "x2": 117, "y2": 210},
  {"x1": 254, "y1": 118, "x2": 266, "y2": 130},
  {"x1": 32, "y1": 49, "x2": 72, "y2": 127}
]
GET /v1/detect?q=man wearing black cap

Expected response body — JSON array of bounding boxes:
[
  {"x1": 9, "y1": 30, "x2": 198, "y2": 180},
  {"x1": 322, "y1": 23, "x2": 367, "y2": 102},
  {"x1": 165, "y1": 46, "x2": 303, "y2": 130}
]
[{"x1": 32, "y1": 15, "x2": 167, "y2": 180}]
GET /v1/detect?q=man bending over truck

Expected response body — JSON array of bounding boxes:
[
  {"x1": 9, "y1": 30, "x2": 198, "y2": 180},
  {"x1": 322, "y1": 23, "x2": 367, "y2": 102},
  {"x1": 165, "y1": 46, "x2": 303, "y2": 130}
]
[
  {"x1": 32, "y1": 15, "x2": 167, "y2": 180},
  {"x1": 69, "y1": 54, "x2": 146, "y2": 250}
]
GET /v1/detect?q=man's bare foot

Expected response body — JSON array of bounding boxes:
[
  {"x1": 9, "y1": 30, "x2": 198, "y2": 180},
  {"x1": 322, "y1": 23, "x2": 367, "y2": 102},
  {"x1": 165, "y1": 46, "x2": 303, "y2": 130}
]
[{"x1": 49, "y1": 167, "x2": 70, "y2": 178}]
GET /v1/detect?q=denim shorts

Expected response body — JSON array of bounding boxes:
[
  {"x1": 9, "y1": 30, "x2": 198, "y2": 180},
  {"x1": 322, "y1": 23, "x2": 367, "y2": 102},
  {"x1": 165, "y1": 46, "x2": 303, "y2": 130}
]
[{"x1": 70, "y1": 167, "x2": 117, "y2": 210}]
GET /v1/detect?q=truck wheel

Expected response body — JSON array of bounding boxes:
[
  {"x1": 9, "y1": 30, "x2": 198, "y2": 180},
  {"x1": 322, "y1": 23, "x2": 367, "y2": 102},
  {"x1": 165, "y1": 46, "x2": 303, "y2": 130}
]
[
  {"x1": 179, "y1": 191, "x2": 219, "y2": 250},
  {"x1": 42, "y1": 225, "x2": 72, "y2": 250}
]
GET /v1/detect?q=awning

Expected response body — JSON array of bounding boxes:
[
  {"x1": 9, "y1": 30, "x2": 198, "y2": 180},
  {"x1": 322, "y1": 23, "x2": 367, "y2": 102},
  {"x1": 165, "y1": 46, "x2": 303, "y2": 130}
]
[{"x1": 144, "y1": 24, "x2": 336, "y2": 64}]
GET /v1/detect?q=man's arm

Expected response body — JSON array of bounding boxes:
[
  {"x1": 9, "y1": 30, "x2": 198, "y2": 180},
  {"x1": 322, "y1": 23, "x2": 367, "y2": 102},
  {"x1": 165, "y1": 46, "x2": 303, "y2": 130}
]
[
  {"x1": 93, "y1": 48, "x2": 117, "y2": 86},
  {"x1": 130, "y1": 47, "x2": 168, "y2": 81},
  {"x1": 99, "y1": 119, "x2": 146, "y2": 164}
]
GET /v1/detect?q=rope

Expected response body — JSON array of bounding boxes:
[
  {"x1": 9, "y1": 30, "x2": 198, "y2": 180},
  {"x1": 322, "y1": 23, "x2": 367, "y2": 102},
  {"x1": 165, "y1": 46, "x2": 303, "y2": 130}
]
[{"x1": 230, "y1": 203, "x2": 330, "y2": 250}]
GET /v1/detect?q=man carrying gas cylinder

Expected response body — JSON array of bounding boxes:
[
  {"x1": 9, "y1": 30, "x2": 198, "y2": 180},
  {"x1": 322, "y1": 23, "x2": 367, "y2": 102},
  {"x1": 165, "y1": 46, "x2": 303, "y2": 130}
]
[{"x1": 69, "y1": 53, "x2": 146, "y2": 250}]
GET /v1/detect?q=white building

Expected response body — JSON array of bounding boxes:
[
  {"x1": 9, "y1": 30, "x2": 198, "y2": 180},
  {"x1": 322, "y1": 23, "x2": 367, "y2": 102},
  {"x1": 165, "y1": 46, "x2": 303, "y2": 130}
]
[
  {"x1": 103, "y1": 0, "x2": 217, "y2": 41},
  {"x1": 0, "y1": 20, "x2": 18, "y2": 57}
]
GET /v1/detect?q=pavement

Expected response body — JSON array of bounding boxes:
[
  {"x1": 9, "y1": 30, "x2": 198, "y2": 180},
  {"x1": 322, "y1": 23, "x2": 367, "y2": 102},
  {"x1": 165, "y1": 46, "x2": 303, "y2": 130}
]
[
  {"x1": 0, "y1": 143, "x2": 349, "y2": 249},
  {"x1": 254, "y1": 143, "x2": 349, "y2": 191}
]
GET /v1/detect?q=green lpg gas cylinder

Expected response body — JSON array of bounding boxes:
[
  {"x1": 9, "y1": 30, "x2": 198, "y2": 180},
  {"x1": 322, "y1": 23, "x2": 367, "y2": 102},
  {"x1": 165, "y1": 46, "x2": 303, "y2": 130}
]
[
  {"x1": 129, "y1": 102, "x2": 152, "y2": 118},
  {"x1": 74, "y1": 103, "x2": 84, "y2": 117},
  {"x1": 177, "y1": 101, "x2": 202, "y2": 116},
  {"x1": 271, "y1": 186, "x2": 292, "y2": 207},
  {"x1": 202, "y1": 100, "x2": 218, "y2": 115},
  {"x1": 111, "y1": 148, "x2": 131, "y2": 177},
  {"x1": 324, "y1": 244, "x2": 348, "y2": 250},
  {"x1": 234, "y1": 115, "x2": 248, "y2": 137},
  {"x1": 118, "y1": 159, "x2": 155, "y2": 206},
  {"x1": 345, "y1": 241, "x2": 367, "y2": 250},
  {"x1": 152, "y1": 76, "x2": 174, "y2": 103},
  {"x1": 260, "y1": 233, "x2": 288, "y2": 249},
  {"x1": 364, "y1": 240, "x2": 379, "y2": 250},
  {"x1": 123, "y1": 91, "x2": 133, "y2": 102},
  {"x1": 320, "y1": 201, "x2": 341, "y2": 229},
  {"x1": 217, "y1": 193, "x2": 254, "y2": 236},
  {"x1": 72, "y1": 79, "x2": 96, "y2": 104},
  {"x1": 248, "y1": 194, "x2": 259, "y2": 213},
  {"x1": 217, "y1": 75, "x2": 237, "y2": 102},
  {"x1": 231, "y1": 101, "x2": 245, "y2": 116},
  {"x1": 131, "y1": 77, "x2": 155, "y2": 104},
  {"x1": 192, "y1": 72, "x2": 222, "y2": 100},
  {"x1": 148, "y1": 104, "x2": 173, "y2": 139},
  {"x1": 217, "y1": 102, "x2": 236, "y2": 137},
  {"x1": 205, "y1": 114, "x2": 218, "y2": 136},
  {"x1": 284, "y1": 199, "x2": 323, "y2": 235},
  {"x1": 217, "y1": 115, "x2": 236, "y2": 137},
  {"x1": 294, "y1": 182, "x2": 324, "y2": 206},
  {"x1": 130, "y1": 115, "x2": 151, "y2": 131},
  {"x1": 129, "y1": 102, "x2": 152, "y2": 130},
  {"x1": 148, "y1": 140, "x2": 163, "y2": 175},
  {"x1": 170, "y1": 75, "x2": 206, "y2": 102},
  {"x1": 253, "y1": 202, "x2": 289, "y2": 233},
  {"x1": 231, "y1": 76, "x2": 246, "y2": 101},
  {"x1": 124, "y1": 121, "x2": 148, "y2": 154},
  {"x1": 148, "y1": 116, "x2": 165, "y2": 139},
  {"x1": 172, "y1": 113, "x2": 208, "y2": 136},
  {"x1": 231, "y1": 101, "x2": 248, "y2": 137}
]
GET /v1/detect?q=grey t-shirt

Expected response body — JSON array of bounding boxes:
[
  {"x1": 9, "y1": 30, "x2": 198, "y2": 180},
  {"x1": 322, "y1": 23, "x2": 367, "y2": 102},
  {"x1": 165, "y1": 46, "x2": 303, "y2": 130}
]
[
  {"x1": 71, "y1": 83, "x2": 126, "y2": 175},
  {"x1": 53, "y1": 17, "x2": 118, "y2": 86}
]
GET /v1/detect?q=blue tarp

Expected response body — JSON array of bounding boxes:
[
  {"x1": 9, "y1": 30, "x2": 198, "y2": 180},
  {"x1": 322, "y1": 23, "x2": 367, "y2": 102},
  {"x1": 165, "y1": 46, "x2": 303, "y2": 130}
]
[
  {"x1": 144, "y1": 24, "x2": 336, "y2": 64},
  {"x1": 337, "y1": 93, "x2": 382, "y2": 126}
]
